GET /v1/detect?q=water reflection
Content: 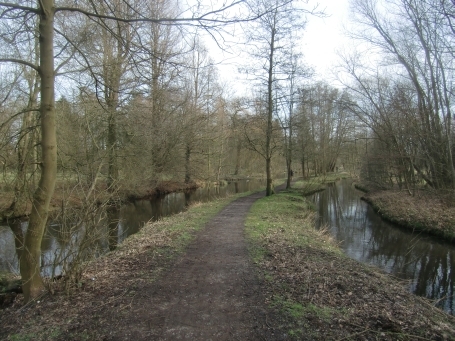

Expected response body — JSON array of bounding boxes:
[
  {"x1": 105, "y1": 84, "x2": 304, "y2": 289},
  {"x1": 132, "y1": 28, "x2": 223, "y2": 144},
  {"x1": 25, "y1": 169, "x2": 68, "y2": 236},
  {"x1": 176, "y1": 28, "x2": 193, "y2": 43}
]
[
  {"x1": 0, "y1": 226, "x2": 18, "y2": 273},
  {"x1": 313, "y1": 179, "x2": 455, "y2": 315},
  {"x1": 0, "y1": 179, "x2": 265, "y2": 276}
]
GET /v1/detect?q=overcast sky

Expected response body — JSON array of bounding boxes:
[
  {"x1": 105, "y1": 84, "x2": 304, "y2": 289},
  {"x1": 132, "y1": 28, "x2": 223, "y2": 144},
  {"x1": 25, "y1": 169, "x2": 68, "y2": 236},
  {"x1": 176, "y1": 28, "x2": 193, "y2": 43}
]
[
  {"x1": 300, "y1": 0, "x2": 351, "y2": 82},
  {"x1": 203, "y1": 0, "x2": 353, "y2": 93}
]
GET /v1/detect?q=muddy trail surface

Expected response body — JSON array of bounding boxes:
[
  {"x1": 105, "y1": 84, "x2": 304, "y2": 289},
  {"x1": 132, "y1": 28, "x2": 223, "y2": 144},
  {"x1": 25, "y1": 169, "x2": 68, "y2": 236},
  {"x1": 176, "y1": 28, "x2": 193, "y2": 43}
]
[{"x1": 95, "y1": 189, "x2": 285, "y2": 341}]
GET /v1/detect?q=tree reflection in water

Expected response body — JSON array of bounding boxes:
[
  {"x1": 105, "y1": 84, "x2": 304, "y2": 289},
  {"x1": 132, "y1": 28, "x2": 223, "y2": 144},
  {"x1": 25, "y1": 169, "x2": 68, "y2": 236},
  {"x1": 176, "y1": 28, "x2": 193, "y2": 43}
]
[
  {"x1": 313, "y1": 179, "x2": 455, "y2": 315},
  {"x1": 0, "y1": 179, "x2": 266, "y2": 277}
]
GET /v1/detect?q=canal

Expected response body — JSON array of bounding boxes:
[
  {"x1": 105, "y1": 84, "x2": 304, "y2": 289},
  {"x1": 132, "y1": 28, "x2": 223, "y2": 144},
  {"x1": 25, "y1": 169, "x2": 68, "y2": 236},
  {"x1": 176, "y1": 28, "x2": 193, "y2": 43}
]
[
  {"x1": 0, "y1": 179, "x2": 265, "y2": 277},
  {"x1": 312, "y1": 178, "x2": 455, "y2": 315}
]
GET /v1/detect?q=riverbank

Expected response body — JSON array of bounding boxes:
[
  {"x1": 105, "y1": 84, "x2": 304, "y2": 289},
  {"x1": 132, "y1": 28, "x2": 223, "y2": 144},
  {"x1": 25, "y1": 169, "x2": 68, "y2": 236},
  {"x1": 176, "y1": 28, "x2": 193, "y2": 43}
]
[
  {"x1": 0, "y1": 175, "x2": 266, "y2": 221},
  {"x1": 246, "y1": 182, "x2": 455, "y2": 340},
  {"x1": 357, "y1": 183, "x2": 455, "y2": 242},
  {"x1": 1, "y1": 181, "x2": 454, "y2": 340},
  {"x1": 0, "y1": 179, "x2": 203, "y2": 222}
]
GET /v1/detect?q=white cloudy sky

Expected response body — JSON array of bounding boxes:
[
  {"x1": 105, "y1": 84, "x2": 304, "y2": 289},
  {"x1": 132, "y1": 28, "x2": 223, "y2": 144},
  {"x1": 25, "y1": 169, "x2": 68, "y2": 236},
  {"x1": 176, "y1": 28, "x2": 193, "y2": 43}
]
[
  {"x1": 300, "y1": 0, "x2": 352, "y2": 81},
  {"x1": 204, "y1": 0, "x2": 354, "y2": 92}
]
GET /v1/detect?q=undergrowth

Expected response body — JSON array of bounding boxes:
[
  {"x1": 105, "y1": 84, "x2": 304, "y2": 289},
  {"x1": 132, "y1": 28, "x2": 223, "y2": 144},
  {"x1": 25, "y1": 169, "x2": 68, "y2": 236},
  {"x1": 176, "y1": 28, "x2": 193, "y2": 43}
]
[{"x1": 245, "y1": 187, "x2": 341, "y2": 338}]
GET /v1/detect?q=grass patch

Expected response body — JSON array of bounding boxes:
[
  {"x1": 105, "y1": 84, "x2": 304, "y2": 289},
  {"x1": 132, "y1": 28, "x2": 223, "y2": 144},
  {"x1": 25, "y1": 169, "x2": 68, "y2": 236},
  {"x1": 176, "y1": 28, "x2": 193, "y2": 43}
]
[
  {"x1": 312, "y1": 171, "x2": 350, "y2": 183},
  {"x1": 9, "y1": 334, "x2": 36, "y2": 341},
  {"x1": 292, "y1": 180, "x2": 326, "y2": 196},
  {"x1": 8, "y1": 328, "x2": 61, "y2": 341},
  {"x1": 246, "y1": 188, "x2": 338, "y2": 254}
]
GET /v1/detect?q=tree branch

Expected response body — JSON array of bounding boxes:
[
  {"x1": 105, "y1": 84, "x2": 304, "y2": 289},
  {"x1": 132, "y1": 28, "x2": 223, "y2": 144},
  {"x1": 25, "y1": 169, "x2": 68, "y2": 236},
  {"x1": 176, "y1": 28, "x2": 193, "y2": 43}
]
[
  {"x1": 0, "y1": 2, "x2": 39, "y2": 13},
  {"x1": 0, "y1": 58, "x2": 38, "y2": 71},
  {"x1": 55, "y1": 2, "x2": 265, "y2": 26}
]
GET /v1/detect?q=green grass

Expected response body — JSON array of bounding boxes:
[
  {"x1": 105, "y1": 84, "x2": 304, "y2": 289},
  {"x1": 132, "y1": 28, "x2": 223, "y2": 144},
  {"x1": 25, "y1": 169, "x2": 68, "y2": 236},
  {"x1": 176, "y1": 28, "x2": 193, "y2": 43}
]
[
  {"x1": 8, "y1": 328, "x2": 61, "y2": 341},
  {"x1": 245, "y1": 188, "x2": 338, "y2": 253},
  {"x1": 292, "y1": 180, "x2": 325, "y2": 196},
  {"x1": 273, "y1": 298, "x2": 334, "y2": 321},
  {"x1": 245, "y1": 186, "x2": 343, "y2": 337},
  {"x1": 9, "y1": 334, "x2": 36, "y2": 341}
]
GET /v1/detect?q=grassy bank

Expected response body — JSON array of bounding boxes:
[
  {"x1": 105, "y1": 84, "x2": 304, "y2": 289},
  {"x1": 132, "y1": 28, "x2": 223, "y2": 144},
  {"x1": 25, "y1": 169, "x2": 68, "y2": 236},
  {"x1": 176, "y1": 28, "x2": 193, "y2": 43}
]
[
  {"x1": 359, "y1": 187, "x2": 455, "y2": 242},
  {"x1": 245, "y1": 185, "x2": 455, "y2": 340},
  {"x1": 292, "y1": 172, "x2": 350, "y2": 196}
]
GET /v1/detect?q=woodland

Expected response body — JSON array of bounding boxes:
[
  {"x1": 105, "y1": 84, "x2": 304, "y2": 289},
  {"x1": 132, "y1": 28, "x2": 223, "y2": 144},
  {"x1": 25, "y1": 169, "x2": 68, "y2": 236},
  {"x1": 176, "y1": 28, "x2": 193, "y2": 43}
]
[{"x1": 1, "y1": 0, "x2": 455, "y2": 305}]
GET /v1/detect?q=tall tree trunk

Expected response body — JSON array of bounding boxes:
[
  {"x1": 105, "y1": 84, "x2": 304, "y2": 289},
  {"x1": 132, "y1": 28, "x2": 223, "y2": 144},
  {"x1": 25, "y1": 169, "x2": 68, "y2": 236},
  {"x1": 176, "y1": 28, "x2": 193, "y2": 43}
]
[
  {"x1": 102, "y1": 17, "x2": 124, "y2": 193},
  {"x1": 265, "y1": 26, "x2": 276, "y2": 196},
  {"x1": 107, "y1": 113, "x2": 118, "y2": 190},
  {"x1": 234, "y1": 140, "x2": 241, "y2": 175},
  {"x1": 266, "y1": 156, "x2": 273, "y2": 195},
  {"x1": 185, "y1": 143, "x2": 191, "y2": 184},
  {"x1": 150, "y1": 28, "x2": 162, "y2": 170},
  {"x1": 20, "y1": 0, "x2": 57, "y2": 302},
  {"x1": 216, "y1": 134, "x2": 224, "y2": 182},
  {"x1": 286, "y1": 160, "x2": 292, "y2": 188}
]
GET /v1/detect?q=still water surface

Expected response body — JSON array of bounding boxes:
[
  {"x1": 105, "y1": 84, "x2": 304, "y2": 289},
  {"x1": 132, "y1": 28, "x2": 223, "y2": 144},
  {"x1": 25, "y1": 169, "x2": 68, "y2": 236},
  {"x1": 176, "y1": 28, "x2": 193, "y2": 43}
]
[
  {"x1": 312, "y1": 179, "x2": 455, "y2": 315},
  {"x1": 0, "y1": 179, "x2": 265, "y2": 276}
]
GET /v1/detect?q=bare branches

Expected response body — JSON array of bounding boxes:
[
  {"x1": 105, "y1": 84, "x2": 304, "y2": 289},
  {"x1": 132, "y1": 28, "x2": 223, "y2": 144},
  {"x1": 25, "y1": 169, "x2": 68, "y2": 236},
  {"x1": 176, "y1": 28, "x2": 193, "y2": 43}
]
[
  {"x1": 0, "y1": 57, "x2": 38, "y2": 70},
  {"x1": 343, "y1": 0, "x2": 455, "y2": 189},
  {"x1": 0, "y1": 2, "x2": 39, "y2": 14},
  {"x1": 55, "y1": 0, "x2": 260, "y2": 27}
]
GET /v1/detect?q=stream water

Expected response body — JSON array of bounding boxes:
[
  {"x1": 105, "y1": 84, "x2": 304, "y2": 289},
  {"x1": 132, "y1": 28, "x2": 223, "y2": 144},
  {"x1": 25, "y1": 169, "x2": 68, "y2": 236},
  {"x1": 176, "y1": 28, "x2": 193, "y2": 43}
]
[
  {"x1": 0, "y1": 179, "x2": 265, "y2": 277},
  {"x1": 312, "y1": 179, "x2": 455, "y2": 315}
]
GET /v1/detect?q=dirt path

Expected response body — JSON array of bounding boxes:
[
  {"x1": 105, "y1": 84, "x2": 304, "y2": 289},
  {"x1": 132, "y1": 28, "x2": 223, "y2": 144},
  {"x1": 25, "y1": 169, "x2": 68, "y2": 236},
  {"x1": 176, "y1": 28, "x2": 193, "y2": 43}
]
[{"x1": 105, "y1": 190, "x2": 283, "y2": 340}]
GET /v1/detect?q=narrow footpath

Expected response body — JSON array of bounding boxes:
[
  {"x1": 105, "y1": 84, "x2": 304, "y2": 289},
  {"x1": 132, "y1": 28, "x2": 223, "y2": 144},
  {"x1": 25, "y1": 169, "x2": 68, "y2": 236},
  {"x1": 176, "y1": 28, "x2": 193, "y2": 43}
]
[{"x1": 99, "y1": 190, "x2": 284, "y2": 340}]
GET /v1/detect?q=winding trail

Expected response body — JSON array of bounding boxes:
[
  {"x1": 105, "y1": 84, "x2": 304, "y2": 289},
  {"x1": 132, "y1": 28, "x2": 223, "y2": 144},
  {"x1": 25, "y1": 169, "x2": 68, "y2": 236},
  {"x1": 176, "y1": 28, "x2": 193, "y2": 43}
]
[{"x1": 110, "y1": 189, "x2": 284, "y2": 340}]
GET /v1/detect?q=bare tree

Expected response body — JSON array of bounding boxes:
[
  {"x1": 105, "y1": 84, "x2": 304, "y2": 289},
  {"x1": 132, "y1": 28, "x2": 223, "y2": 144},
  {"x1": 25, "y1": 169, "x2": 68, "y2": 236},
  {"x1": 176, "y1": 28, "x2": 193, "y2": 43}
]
[
  {"x1": 346, "y1": 0, "x2": 455, "y2": 190},
  {"x1": 278, "y1": 49, "x2": 310, "y2": 188},
  {"x1": 296, "y1": 82, "x2": 352, "y2": 176},
  {"x1": 242, "y1": 0, "x2": 311, "y2": 195},
  {"x1": 0, "y1": 0, "x2": 274, "y2": 302}
]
